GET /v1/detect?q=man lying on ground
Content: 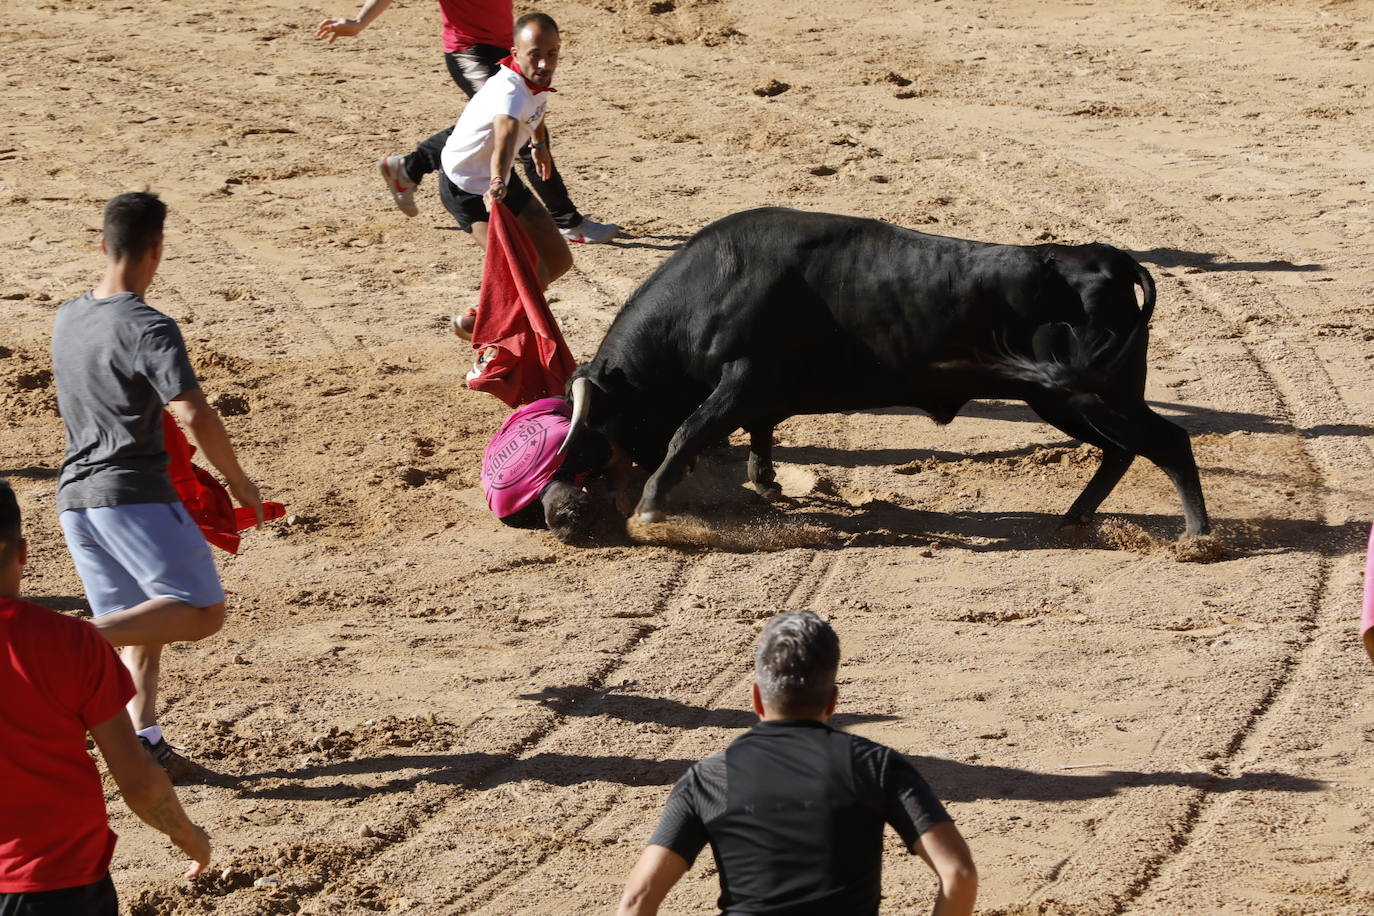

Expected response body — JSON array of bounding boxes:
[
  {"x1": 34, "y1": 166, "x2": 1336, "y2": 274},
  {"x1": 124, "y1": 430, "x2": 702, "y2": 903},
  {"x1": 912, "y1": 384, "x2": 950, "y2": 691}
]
[
  {"x1": 482, "y1": 394, "x2": 635, "y2": 543},
  {"x1": 1363, "y1": 523, "x2": 1373, "y2": 664},
  {"x1": 618, "y1": 610, "x2": 978, "y2": 916},
  {"x1": 0, "y1": 481, "x2": 210, "y2": 916}
]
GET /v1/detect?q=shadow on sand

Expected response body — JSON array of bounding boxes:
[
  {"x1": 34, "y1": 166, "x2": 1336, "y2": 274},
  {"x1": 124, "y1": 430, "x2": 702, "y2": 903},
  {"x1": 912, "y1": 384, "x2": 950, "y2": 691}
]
[
  {"x1": 0, "y1": 466, "x2": 58, "y2": 480},
  {"x1": 809, "y1": 400, "x2": 1374, "y2": 440},
  {"x1": 917, "y1": 755, "x2": 1325, "y2": 803},
  {"x1": 230, "y1": 743, "x2": 1323, "y2": 804},
  {"x1": 1127, "y1": 247, "x2": 1323, "y2": 274},
  {"x1": 515, "y1": 685, "x2": 897, "y2": 730},
  {"x1": 606, "y1": 232, "x2": 689, "y2": 252}
]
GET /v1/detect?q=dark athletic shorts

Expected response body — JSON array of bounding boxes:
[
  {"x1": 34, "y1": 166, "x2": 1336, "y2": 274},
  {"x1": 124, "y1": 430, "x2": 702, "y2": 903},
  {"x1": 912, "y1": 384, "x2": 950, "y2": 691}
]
[
  {"x1": 439, "y1": 172, "x2": 533, "y2": 233},
  {"x1": 0, "y1": 874, "x2": 117, "y2": 916}
]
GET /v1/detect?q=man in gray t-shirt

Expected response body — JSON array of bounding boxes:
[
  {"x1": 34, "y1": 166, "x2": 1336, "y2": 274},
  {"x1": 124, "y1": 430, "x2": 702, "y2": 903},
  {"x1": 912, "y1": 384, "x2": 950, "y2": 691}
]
[
  {"x1": 53, "y1": 293, "x2": 200, "y2": 510},
  {"x1": 50, "y1": 192, "x2": 265, "y2": 781}
]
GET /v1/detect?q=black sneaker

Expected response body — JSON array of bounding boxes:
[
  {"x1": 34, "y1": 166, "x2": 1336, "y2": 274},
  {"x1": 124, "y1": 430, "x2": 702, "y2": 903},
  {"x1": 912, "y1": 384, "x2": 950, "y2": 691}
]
[{"x1": 139, "y1": 736, "x2": 217, "y2": 785}]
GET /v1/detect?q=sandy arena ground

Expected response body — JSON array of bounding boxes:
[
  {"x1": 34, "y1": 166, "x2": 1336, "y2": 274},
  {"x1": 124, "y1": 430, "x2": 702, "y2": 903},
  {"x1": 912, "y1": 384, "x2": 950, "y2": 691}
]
[{"x1": 4, "y1": 0, "x2": 1374, "y2": 912}]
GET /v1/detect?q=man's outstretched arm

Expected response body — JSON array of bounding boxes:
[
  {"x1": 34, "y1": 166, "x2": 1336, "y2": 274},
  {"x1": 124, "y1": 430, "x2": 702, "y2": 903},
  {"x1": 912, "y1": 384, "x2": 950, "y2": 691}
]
[
  {"x1": 316, "y1": 0, "x2": 394, "y2": 43},
  {"x1": 91, "y1": 709, "x2": 211, "y2": 878},
  {"x1": 914, "y1": 821, "x2": 978, "y2": 916},
  {"x1": 167, "y1": 388, "x2": 264, "y2": 526},
  {"x1": 485, "y1": 115, "x2": 522, "y2": 206},
  {"x1": 617, "y1": 845, "x2": 690, "y2": 916}
]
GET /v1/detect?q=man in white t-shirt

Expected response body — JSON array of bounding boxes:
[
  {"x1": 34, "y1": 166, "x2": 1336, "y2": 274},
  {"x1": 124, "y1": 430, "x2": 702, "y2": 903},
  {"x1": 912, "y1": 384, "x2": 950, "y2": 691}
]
[{"x1": 440, "y1": 11, "x2": 572, "y2": 339}]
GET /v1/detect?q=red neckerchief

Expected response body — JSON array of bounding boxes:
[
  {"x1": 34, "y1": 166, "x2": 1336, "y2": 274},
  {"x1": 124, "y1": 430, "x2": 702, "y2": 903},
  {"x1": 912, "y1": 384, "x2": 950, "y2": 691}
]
[{"x1": 499, "y1": 55, "x2": 557, "y2": 94}]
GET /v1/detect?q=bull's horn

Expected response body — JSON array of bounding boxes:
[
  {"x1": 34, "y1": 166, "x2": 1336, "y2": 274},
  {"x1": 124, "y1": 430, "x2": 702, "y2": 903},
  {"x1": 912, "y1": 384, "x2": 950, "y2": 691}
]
[{"x1": 558, "y1": 377, "x2": 591, "y2": 456}]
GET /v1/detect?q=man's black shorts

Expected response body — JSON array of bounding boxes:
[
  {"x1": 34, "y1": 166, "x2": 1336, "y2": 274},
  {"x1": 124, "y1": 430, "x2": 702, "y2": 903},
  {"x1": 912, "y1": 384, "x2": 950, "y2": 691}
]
[
  {"x1": 439, "y1": 172, "x2": 534, "y2": 233},
  {"x1": 0, "y1": 874, "x2": 117, "y2": 916}
]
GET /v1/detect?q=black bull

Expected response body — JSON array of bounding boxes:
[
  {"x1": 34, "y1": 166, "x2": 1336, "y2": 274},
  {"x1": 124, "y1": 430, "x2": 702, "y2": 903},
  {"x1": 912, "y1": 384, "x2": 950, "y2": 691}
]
[{"x1": 565, "y1": 207, "x2": 1210, "y2": 538}]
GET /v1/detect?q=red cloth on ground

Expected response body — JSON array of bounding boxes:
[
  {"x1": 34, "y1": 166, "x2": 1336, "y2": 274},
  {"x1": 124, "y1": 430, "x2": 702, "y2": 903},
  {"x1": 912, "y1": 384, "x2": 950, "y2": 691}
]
[
  {"x1": 0, "y1": 598, "x2": 135, "y2": 893},
  {"x1": 466, "y1": 200, "x2": 577, "y2": 408},
  {"x1": 162, "y1": 413, "x2": 285, "y2": 554}
]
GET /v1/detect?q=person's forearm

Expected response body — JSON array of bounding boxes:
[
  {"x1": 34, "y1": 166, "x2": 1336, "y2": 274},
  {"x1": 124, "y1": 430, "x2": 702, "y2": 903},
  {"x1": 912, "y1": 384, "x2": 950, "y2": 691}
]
[
  {"x1": 931, "y1": 872, "x2": 977, "y2": 916},
  {"x1": 184, "y1": 405, "x2": 250, "y2": 486},
  {"x1": 616, "y1": 888, "x2": 660, "y2": 916},
  {"x1": 353, "y1": 0, "x2": 394, "y2": 28},
  {"x1": 617, "y1": 846, "x2": 687, "y2": 916},
  {"x1": 489, "y1": 117, "x2": 520, "y2": 187},
  {"x1": 122, "y1": 764, "x2": 199, "y2": 845}
]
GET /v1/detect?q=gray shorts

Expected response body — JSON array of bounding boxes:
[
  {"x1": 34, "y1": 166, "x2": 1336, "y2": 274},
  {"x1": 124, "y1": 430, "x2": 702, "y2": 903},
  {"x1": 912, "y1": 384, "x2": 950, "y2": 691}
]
[{"x1": 59, "y1": 502, "x2": 226, "y2": 616}]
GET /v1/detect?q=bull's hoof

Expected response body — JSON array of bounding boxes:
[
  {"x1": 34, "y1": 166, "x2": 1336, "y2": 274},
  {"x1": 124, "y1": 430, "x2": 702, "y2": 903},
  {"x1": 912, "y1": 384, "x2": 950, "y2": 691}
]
[
  {"x1": 1053, "y1": 517, "x2": 1093, "y2": 547},
  {"x1": 638, "y1": 508, "x2": 666, "y2": 524},
  {"x1": 1057, "y1": 514, "x2": 1091, "y2": 530},
  {"x1": 750, "y1": 482, "x2": 783, "y2": 499}
]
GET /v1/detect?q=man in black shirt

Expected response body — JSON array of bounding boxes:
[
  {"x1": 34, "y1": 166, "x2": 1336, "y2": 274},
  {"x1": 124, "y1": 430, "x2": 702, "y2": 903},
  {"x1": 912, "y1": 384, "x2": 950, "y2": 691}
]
[{"x1": 617, "y1": 611, "x2": 977, "y2": 916}]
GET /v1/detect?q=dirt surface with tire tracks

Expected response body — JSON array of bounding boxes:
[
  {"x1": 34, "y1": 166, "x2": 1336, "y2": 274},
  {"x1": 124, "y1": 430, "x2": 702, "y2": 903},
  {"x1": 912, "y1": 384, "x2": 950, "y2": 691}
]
[{"x1": 3, "y1": 0, "x2": 1374, "y2": 912}]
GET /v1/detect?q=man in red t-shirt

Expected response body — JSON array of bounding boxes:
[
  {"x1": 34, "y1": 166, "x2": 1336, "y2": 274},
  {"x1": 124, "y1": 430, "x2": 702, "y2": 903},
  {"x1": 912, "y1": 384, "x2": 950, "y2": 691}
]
[
  {"x1": 317, "y1": 0, "x2": 620, "y2": 243},
  {"x1": 0, "y1": 481, "x2": 210, "y2": 915}
]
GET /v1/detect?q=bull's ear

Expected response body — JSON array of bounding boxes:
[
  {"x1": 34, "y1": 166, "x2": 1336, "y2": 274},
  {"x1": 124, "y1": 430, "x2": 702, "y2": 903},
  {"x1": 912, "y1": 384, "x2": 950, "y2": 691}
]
[{"x1": 604, "y1": 365, "x2": 631, "y2": 396}]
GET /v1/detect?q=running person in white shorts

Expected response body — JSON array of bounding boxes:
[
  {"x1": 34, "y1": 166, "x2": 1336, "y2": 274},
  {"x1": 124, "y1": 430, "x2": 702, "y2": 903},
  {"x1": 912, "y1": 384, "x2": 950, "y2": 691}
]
[{"x1": 51, "y1": 192, "x2": 266, "y2": 782}]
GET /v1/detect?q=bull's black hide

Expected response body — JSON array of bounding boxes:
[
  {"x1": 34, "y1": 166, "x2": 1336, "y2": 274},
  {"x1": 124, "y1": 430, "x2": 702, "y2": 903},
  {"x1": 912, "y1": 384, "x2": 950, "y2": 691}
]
[{"x1": 567, "y1": 207, "x2": 1209, "y2": 538}]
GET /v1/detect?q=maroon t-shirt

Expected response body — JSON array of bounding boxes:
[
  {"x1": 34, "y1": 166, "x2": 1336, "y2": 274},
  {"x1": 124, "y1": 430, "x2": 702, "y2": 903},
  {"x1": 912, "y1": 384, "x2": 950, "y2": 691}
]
[
  {"x1": 439, "y1": 0, "x2": 514, "y2": 53},
  {"x1": 0, "y1": 598, "x2": 135, "y2": 893}
]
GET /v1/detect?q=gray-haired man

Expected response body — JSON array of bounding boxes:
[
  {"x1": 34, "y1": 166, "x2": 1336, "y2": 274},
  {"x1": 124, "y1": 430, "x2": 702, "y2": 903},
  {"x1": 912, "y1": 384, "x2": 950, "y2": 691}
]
[{"x1": 618, "y1": 611, "x2": 977, "y2": 916}]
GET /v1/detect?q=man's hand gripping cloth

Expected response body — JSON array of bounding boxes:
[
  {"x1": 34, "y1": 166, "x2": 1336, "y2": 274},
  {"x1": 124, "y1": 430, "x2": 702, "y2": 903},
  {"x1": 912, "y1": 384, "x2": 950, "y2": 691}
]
[
  {"x1": 163, "y1": 413, "x2": 285, "y2": 554},
  {"x1": 1363, "y1": 524, "x2": 1374, "y2": 664},
  {"x1": 466, "y1": 200, "x2": 577, "y2": 408}
]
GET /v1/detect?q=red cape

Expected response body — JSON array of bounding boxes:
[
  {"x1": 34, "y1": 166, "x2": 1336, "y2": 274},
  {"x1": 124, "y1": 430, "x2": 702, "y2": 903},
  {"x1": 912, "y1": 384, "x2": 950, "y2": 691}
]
[
  {"x1": 466, "y1": 200, "x2": 577, "y2": 408},
  {"x1": 162, "y1": 412, "x2": 284, "y2": 554}
]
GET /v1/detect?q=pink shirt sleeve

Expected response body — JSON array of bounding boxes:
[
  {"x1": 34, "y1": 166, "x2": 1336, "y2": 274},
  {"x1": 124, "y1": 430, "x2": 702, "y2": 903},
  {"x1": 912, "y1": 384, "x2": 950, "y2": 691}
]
[{"x1": 1362, "y1": 524, "x2": 1374, "y2": 660}]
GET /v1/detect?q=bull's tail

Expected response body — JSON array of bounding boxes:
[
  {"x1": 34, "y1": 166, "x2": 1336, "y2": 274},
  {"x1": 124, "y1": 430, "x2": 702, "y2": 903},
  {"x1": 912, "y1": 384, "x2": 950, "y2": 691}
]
[{"x1": 938, "y1": 254, "x2": 1156, "y2": 396}]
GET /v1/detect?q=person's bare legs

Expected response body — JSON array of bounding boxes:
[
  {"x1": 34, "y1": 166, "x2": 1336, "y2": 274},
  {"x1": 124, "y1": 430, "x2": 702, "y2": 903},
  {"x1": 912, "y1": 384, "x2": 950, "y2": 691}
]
[
  {"x1": 94, "y1": 599, "x2": 225, "y2": 779},
  {"x1": 467, "y1": 202, "x2": 571, "y2": 290},
  {"x1": 458, "y1": 203, "x2": 573, "y2": 337},
  {"x1": 122, "y1": 644, "x2": 162, "y2": 730},
  {"x1": 517, "y1": 201, "x2": 573, "y2": 289},
  {"x1": 91, "y1": 597, "x2": 225, "y2": 647},
  {"x1": 113, "y1": 625, "x2": 219, "y2": 781}
]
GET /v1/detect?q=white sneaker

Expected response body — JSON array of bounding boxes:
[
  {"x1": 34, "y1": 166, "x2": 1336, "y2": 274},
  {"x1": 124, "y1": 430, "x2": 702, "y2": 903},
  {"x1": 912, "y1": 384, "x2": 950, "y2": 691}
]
[
  {"x1": 560, "y1": 218, "x2": 620, "y2": 244},
  {"x1": 452, "y1": 307, "x2": 477, "y2": 341},
  {"x1": 378, "y1": 155, "x2": 419, "y2": 217}
]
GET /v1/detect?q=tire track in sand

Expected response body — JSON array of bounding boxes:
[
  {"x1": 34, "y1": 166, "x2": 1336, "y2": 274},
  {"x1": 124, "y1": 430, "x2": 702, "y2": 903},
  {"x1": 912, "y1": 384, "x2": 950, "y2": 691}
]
[
  {"x1": 898, "y1": 114, "x2": 1366, "y2": 913},
  {"x1": 127, "y1": 553, "x2": 691, "y2": 914},
  {"x1": 453, "y1": 551, "x2": 842, "y2": 914},
  {"x1": 608, "y1": 46, "x2": 1363, "y2": 908}
]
